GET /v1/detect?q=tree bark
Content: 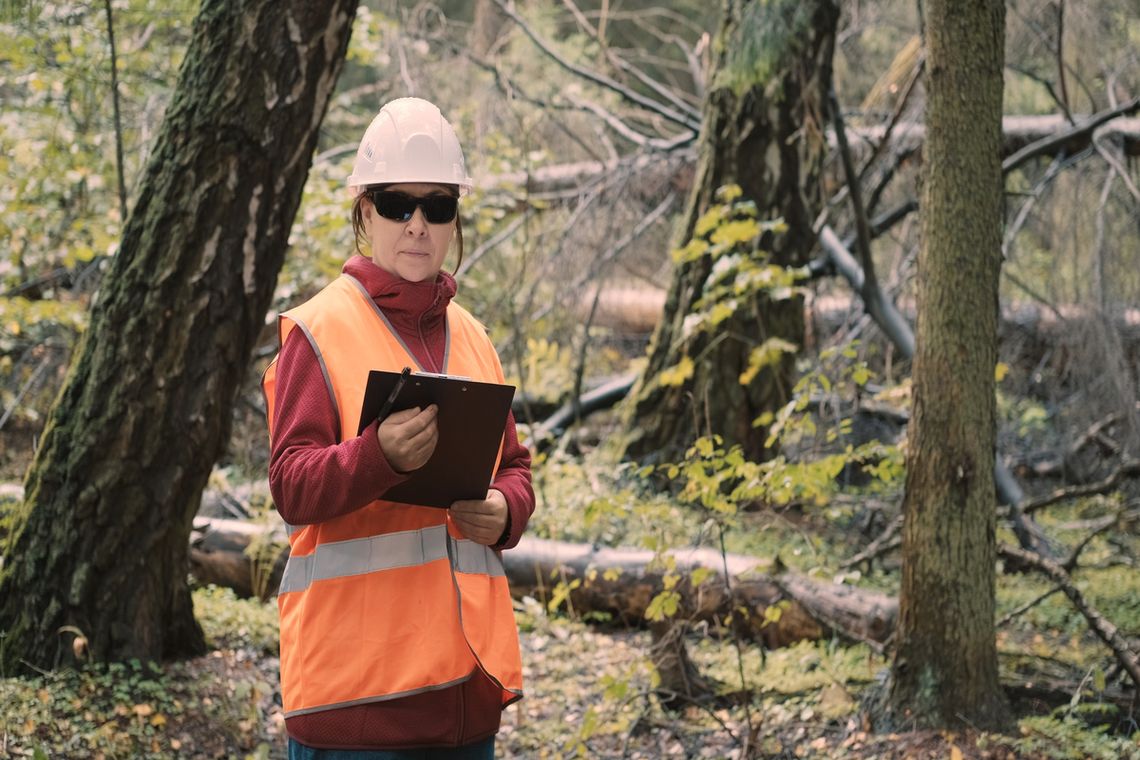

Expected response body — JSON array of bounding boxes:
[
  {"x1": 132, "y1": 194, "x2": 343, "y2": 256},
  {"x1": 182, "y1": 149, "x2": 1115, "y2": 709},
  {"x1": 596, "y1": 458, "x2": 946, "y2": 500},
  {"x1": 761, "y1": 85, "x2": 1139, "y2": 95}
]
[
  {"x1": 885, "y1": 0, "x2": 1011, "y2": 730},
  {"x1": 622, "y1": 0, "x2": 839, "y2": 465},
  {"x1": 0, "y1": 0, "x2": 357, "y2": 671}
]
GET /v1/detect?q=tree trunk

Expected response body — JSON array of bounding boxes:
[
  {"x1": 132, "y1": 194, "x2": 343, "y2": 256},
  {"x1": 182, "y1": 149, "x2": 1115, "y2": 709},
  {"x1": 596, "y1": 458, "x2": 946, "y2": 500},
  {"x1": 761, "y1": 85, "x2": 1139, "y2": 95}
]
[
  {"x1": 622, "y1": 0, "x2": 838, "y2": 464},
  {"x1": 0, "y1": 0, "x2": 357, "y2": 672},
  {"x1": 885, "y1": 0, "x2": 1011, "y2": 730}
]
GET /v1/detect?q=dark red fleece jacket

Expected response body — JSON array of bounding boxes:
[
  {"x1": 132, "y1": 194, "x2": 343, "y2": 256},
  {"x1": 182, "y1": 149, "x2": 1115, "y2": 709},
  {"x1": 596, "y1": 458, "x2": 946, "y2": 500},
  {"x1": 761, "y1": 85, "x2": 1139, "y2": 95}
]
[{"x1": 268, "y1": 254, "x2": 533, "y2": 749}]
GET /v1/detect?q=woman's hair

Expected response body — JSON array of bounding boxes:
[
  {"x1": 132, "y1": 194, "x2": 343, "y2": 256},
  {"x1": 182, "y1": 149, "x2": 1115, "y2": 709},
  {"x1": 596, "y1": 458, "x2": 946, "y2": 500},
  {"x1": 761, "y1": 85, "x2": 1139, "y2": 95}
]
[{"x1": 351, "y1": 184, "x2": 465, "y2": 273}]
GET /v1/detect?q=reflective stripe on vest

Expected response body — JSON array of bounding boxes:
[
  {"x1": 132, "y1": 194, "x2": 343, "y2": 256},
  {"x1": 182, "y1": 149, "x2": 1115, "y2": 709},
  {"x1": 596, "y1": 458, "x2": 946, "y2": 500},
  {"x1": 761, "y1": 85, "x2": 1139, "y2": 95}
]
[
  {"x1": 262, "y1": 273, "x2": 524, "y2": 718},
  {"x1": 279, "y1": 525, "x2": 505, "y2": 595}
]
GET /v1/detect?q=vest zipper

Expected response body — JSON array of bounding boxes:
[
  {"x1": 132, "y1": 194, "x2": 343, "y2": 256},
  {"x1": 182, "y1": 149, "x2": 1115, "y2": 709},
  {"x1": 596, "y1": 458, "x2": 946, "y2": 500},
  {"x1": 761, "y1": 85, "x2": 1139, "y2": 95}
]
[{"x1": 417, "y1": 314, "x2": 438, "y2": 373}]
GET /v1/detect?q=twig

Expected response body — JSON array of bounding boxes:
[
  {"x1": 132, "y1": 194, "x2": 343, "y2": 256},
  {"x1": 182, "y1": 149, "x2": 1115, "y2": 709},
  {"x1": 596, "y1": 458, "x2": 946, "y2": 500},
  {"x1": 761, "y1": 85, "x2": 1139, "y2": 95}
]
[
  {"x1": 841, "y1": 514, "x2": 903, "y2": 570},
  {"x1": 829, "y1": 89, "x2": 879, "y2": 294},
  {"x1": 998, "y1": 543, "x2": 1140, "y2": 689},
  {"x1": 1005, "y1": 64, "x2": 1071, "y2": 121},
  {"x1": 1061, "y1": 510, "x2": 1125, "y2": 572},
  {"x1": 564, "y1": 93, "x2": 695, "y2": 150},
  {"x1": 857, "y1": 56, "x2": 925, "y2": 184},
  {"x1": 1053, "y1": 1, "x2": 1073, "y2": 124},
  {"x1": 558, "y1": 0, "x2": 700, "y2": 122},
  {"x1": 1002, "y1": 151, "x2": 1067, "y2": 260},
  {"x1": 718, "y1": 522, "x2": 754, "y2": 743},
  {"x1": 491, "y1": 0, "x2": 701, "y2": 131},
  {"x1": 996, "y1": 586, "x2": 1063, "y2": 628},
  {"x1": 0, "y1": 353, "x2": 53, "y2": 433},
  {"x1": 1001, "y1": 96, "x2": 1140, "y2": 174},
  {"x1": 1091, "y1": 165, "x2": 1115, "y2": 312},
  {"x1": 456, "y1": 211, "x2": 529, "y2": 278},
  {"x1": 530, "y1": 190, "x2": 676, "y2": 324},
  {"x1": 104, "y1": 0, "x2": 128, "y2": 221},
  {"x1": 1022, "y1": 459, "x2": 1140, "y2": 515},
  {"x1": 864, "y1": 146, "x2": 919, "y2": 219},
  {"x1": 1093, "y1": 134, "x2": 1140, "y2": 204}
]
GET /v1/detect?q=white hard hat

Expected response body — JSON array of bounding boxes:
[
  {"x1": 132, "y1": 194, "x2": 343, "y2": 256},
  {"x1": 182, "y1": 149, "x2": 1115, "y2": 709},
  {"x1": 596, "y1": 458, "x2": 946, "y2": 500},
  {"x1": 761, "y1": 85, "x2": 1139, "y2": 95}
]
[{"x1": 347, "y1": 97, "x2": 473, "y2": 195}]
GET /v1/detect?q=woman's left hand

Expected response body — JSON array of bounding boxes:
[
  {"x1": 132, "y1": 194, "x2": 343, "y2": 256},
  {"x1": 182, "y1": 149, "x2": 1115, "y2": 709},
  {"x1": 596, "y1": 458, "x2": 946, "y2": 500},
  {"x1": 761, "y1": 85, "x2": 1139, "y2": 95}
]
[{"x1": 449, "y1": 489, "x2": 508, "y2": 546}]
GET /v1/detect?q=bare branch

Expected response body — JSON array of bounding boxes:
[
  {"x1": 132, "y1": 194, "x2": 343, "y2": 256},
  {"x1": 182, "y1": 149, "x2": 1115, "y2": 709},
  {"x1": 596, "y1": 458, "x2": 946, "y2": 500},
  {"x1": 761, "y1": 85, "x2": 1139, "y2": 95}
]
[
  {"x1": 829, "y1": 89, "x2": 879, "y2": 299},
  {"x1": 1093, "y1": 134, "x2": 1140, "y2": 204},
  {"x1": 1054, "y1": 0, "x2": 1073, "y2": 123},
  {"x1": 858, "y1": 56, "x2": 925, "y2": 184},
  {"x1": 1001, "y1": 97, "x2": 1140, "y2": 173},
  {"x1": 491, "y1": 0, "x2": 701, "y2": 132},
  {"x1": 456, "y1": 211, "x2": 530, "y2": 279},
  {"x1": 1022, "y1": 459, "x2": 1140, "y2": 515},
  {"x1": 998, "y1": 543, "x2": 1140, "y2": 689},
  {"x1": 1060, "y1": 507, "x2": 1137, "y2": 572},
  {"x1": 996, "y1": 586, "x2": 1063, "y2": 628},
  {"x1": 840, "y1": 514, "x2": 903, "y2": 570},
  {"x1": 818, "y1": 226, "x2": 915, "y2": 358},
  {"x1": 1006, "y1": 63, "x2": 1071, "y2": 121},
  {"x1": 564, "y1": 93, "x2": 695, "y2": 150},
  {"x1": 104, "y1": 0, "x2": 128, "y2": 221},
  {"x1": 0, "y1": 352, "x2": 55, "y2": 433},
  {"x1": 559, "y1": 0, "x2": 700, "y2": 119},
  {"x1": 530, "y1": 190, "x2": 676, "y2": 325},
  {"x1": 1003, "y1": 151, "x2": 1068, "y2": 259}
]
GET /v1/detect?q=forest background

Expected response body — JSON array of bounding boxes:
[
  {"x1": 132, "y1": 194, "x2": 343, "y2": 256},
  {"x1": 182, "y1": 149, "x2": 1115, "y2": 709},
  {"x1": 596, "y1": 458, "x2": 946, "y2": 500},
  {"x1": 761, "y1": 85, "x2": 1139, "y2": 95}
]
[{"x1": 1, "y1": 0, "x2": 1139, "y2": 758}]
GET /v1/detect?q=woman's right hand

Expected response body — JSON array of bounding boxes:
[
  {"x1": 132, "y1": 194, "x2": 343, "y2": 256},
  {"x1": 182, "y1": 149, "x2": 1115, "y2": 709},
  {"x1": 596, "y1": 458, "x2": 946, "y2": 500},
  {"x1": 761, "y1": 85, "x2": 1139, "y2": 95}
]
[{"x1": 376, "y1": 405, "x2": 439, "y2": 473}]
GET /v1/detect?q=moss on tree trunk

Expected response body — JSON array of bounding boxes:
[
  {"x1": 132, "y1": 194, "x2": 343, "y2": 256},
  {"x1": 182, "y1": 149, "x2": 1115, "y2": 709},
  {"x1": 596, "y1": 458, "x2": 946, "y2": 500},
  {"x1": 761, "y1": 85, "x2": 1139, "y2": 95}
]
[
  {"x1": 622, "y1": 0, "x2": 838, "y2": 465},
  {"x1": 0, "y1": 0, "x2": 358, "y2": 671}
]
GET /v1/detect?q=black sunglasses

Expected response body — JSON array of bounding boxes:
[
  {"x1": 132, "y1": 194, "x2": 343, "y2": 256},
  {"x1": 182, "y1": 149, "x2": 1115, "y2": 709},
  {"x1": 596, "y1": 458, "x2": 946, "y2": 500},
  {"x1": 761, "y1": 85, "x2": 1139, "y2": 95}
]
[{"x1": 368, "y1": 190, "x2": 459, "y2": 224}]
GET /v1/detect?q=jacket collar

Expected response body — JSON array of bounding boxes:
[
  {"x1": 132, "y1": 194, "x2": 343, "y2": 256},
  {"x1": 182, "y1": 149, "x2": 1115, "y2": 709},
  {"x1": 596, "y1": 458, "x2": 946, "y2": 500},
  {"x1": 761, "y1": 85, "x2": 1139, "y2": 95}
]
[{"x1": 343, "y1": 254, "x2": 456, "y2": 334}]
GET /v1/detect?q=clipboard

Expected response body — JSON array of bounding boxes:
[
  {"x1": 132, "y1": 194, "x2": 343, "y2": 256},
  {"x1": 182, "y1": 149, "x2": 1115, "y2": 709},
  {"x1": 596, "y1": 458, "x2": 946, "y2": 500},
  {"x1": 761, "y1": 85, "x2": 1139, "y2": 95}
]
[{"x1": 358, "y1": 369, "x2": 516, "y2": 508}]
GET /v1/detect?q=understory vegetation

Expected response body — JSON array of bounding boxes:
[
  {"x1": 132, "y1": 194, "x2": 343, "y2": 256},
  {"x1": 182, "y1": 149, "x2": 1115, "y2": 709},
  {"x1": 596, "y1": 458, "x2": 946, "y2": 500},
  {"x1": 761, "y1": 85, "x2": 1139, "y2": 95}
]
[{"x1": 3, "y1": 442, "x2": 1139, "y2": 758}]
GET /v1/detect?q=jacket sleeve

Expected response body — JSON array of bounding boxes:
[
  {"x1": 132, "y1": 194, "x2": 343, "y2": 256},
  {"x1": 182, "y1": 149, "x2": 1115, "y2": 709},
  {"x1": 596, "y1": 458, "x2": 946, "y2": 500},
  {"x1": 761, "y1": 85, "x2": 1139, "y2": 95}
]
[
  {"x1": 268, "y1": 327, "x2": 409, "y2": 525},
  {"x1": 490, "y1": 411, "x2": 534, "y2": 550}
]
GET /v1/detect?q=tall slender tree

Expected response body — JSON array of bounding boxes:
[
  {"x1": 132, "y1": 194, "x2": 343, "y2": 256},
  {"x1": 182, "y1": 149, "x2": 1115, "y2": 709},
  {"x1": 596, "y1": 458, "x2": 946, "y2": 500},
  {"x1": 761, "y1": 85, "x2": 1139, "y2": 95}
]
[
  {"x1": 0, "y1": 0, "x2": 358, "y2": 671},
  {"x1": 885, "y1": 0, "x2": 1011, "y2": 729},
  {"x1": 621, "y1": 0, "x2": 838, "y2": 465}
]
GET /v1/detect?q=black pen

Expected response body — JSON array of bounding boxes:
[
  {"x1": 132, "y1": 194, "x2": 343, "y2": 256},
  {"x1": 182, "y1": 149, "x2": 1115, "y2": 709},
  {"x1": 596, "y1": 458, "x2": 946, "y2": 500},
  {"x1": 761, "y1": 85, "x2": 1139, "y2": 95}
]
[{"x1": 376, "y1": 366, "x2": 412, "y2": 421}]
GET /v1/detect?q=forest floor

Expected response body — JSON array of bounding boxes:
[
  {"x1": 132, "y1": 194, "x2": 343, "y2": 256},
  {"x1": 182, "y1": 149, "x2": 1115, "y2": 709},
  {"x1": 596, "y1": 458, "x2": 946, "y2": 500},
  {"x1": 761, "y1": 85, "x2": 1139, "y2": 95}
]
[
  {"x1": 1, "y1": 585, "x2": 1136, "y2": 759},
  {"x1": 3, "y1": 427, "x2": 1140, "y2": 758},
  {"x1": 3, "y1": 539, "x2": 1140, "y2": 758}
]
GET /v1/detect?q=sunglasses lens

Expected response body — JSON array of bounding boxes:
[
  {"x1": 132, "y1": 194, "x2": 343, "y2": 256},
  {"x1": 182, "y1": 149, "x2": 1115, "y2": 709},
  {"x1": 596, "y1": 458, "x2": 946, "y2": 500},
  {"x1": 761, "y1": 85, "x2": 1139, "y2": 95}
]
[
  {"x1": 421, "y1": 196, "x2": 459, "y2": 224},
  {"x1": 371, "y1": 191, "x2": 416, "y2": 221},
  {"x1": 370, "y1": 191, "x2": 458, "y2": 224}
]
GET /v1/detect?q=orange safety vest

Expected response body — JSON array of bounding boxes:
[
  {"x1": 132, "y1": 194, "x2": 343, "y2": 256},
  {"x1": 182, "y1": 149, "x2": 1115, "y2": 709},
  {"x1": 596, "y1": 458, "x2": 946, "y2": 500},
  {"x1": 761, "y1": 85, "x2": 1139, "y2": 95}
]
[{"x1": 262, "y1": 273, "x2": 524, "y2": 719}]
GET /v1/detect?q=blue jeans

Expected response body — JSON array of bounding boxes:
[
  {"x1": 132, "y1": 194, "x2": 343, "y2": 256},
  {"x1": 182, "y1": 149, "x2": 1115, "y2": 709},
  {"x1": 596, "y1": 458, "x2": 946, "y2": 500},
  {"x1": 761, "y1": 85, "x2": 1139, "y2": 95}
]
[{"x1": 287, "y1": 737, "x2": 494, "y2": 760}]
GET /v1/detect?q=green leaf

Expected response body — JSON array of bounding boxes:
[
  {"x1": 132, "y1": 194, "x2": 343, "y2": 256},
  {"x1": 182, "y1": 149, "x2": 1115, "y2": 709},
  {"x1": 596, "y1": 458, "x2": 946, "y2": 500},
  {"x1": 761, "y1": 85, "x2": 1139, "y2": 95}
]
[
  {"x1": 645, "y1": 590, "x2": 681, "y2": 621},
  {"x1": 657, "y1": 356, "x2": 694, "y2": 388},
  {"x1": 690, "y1": 567, "x2": 713, "y2": 587},
  {"x1": 693, "y1": 205, "x2": 725, "y2": 238},
  {"x1": 740, "y1": 337, "x2": 798, "y2": 385},
  {"x1": 714, "y1": 183, "x2": 743, "y2": 203},
  {"x1": 709, "y1": 218, "x2": 760, "y2": 248}
]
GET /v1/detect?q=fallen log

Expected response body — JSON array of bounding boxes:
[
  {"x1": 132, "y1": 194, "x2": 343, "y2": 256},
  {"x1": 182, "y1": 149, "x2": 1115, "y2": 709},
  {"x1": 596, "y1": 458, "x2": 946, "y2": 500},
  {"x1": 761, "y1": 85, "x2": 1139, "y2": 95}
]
[
  {"x1": 188, "y1": 516, "x2": 897, "y2": 649},
  {"x1": 189, "y1": 517, "x2": 288, "y2": 601}
]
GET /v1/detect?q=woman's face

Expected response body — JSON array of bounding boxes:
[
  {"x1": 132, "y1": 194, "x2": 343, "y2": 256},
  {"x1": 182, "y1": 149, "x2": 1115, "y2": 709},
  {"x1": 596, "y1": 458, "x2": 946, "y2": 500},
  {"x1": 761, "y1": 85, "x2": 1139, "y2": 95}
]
[{"x1": 363, "y1": 182, "x2": 456, "y2": 283}]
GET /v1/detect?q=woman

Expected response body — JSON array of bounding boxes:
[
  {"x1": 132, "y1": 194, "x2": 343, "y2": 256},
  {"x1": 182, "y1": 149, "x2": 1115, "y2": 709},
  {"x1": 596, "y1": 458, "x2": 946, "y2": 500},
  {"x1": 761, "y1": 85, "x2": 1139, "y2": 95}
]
[{"x1": 263, "y1": 97, "x2": 533, "y2": 759}]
